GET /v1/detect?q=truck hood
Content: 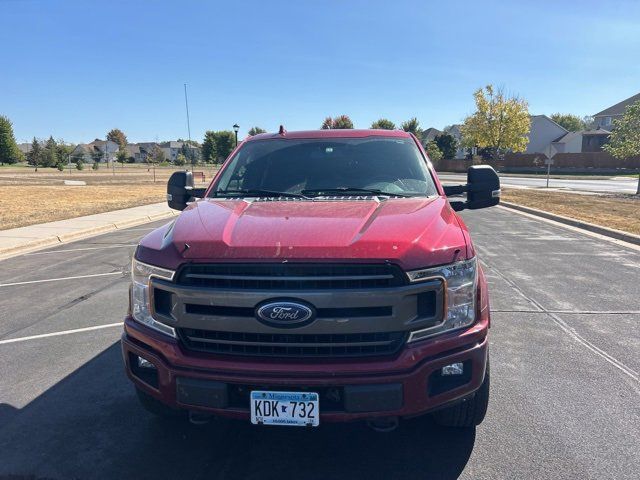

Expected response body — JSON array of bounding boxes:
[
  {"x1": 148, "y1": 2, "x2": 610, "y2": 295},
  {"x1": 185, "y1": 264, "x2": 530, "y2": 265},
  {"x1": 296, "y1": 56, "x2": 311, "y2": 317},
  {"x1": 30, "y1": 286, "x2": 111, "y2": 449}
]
[{"x1": 137, "y1": 197, "x2": 468, "y2": 271}]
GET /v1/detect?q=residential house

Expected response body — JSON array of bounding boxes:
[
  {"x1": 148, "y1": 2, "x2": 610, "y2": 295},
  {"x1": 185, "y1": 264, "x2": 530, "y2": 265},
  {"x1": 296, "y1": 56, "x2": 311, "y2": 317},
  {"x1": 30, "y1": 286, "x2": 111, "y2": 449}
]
[
  {"x1": 421, "y1": 127, "x2": 442, "y2": 144},
  {"x1": 593, "y1": 92, "x2": 640, "y2": 130},
  {"x1": 135, "y1": 142, "x2": 160, "y2": 163},
  {"x1": 581, "y1": 128, "x2": 611, "y2": 153},
  {"x1": 525, "y1": 115, "x2": 568, "y2": 154},
  {"x1": 124, "y1": 144, "x2": 142, "y2": 162},
  {"x1": 70, "y1": 140, "x2": 118, "y2": 163},
  {"x1": 159, "y1": 141, "x2": 201, "y2": 163}
]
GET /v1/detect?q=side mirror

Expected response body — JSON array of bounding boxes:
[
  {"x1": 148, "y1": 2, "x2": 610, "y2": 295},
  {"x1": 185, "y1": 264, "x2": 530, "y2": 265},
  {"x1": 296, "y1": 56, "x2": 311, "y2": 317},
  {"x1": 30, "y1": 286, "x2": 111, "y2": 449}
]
[
  {"x1": 443, "y1": 165, "x2": 500, "y2": 212},
  {"x1": 167, "y1": 171, "x2": 207, "y2": 210}
]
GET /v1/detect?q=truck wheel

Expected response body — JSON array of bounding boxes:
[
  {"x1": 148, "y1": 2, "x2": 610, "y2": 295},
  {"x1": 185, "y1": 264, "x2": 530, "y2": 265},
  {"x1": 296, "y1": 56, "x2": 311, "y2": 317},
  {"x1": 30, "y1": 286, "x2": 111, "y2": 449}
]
[
  {"x1": 432, "y1": 361, "x2": 490, "y2": 428},
  {"x1": 135, "y1": 388, "x2": 183, "y2": 418}
]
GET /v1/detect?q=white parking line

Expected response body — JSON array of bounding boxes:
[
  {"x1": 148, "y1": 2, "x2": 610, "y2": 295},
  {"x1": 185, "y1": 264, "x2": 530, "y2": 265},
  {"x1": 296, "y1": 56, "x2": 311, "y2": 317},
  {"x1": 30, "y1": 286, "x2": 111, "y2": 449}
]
[
  {"x1": 24, "y1": 244, "x2": 137, "y2": 255},
  {"x1": 0, "y1": 272, "x2": 123, "y2": 288},
  {"x1": 0, "y1": 322, "x2": 123, "y2": 345}
]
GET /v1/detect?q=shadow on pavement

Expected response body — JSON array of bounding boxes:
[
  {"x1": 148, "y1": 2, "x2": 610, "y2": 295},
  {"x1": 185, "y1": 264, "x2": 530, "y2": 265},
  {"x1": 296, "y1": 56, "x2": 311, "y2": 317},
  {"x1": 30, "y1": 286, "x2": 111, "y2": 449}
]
[{"x1": 0, "y1": 343, "x2": 475, "y2": 480}]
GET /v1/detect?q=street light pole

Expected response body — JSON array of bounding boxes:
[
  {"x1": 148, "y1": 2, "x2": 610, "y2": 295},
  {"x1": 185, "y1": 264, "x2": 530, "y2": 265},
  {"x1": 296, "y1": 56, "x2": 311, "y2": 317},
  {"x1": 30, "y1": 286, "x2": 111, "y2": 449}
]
[{"x1": 233, "y1": 124, "x2": 239, "y2": 146}]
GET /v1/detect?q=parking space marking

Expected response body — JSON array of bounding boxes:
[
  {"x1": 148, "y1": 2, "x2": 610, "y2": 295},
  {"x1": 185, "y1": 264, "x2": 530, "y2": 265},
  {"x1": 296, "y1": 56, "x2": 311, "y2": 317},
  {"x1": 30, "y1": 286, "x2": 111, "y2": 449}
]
[
  {"x1": 24, "y1": 244, "x2": 137, "y2": 255},
  {"x1": 0, "y1": 322, "x2": 123, "y2": 345},
  {"x1": 0, "y1": 272, "x2": 123, "y2": 288}
]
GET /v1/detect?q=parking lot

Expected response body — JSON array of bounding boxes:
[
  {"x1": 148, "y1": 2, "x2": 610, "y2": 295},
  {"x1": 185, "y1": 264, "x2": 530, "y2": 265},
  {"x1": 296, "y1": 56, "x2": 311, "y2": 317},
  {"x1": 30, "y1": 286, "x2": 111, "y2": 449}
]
[{"x1": 1, "y1": 207, "x2": 639, "y2": 480}]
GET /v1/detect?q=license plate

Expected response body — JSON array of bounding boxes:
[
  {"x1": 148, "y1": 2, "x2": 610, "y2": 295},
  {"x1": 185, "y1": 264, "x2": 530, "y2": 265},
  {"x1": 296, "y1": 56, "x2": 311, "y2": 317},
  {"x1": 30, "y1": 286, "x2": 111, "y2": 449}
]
[{"x1": 250, "y1": 391, "x2": 319, "y2": 427}]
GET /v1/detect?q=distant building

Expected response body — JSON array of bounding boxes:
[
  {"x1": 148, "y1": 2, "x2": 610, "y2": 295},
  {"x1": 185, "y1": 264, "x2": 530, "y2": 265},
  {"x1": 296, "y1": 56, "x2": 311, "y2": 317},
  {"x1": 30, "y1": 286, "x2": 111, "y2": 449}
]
[
  {"x1": 525, "y1": 115, "x2": 568, "y2": 154},
  {"x1": 421, "y1": 127, "x2": 442, "y2": 144},
  {"x1": 593, "y1": 92, "x2": 640, "y2": 130},
  {"x1": 70, "y1": 140, "x2": 118, "y2": 163}
]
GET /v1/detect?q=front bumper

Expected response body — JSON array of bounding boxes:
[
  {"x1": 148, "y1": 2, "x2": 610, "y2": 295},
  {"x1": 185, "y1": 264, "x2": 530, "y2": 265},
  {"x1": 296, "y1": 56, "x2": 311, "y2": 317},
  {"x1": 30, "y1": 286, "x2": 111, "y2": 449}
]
[{"x1": 122, "y1": 315, "x2": 489, "y2": 422}]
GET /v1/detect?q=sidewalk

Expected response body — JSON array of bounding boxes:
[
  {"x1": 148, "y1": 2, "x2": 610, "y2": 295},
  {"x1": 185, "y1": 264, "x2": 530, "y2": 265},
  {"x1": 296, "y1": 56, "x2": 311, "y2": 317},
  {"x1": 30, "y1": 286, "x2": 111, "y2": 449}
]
[{"x1": 0, "y1": 202, "x2": 177, "y2": 260}]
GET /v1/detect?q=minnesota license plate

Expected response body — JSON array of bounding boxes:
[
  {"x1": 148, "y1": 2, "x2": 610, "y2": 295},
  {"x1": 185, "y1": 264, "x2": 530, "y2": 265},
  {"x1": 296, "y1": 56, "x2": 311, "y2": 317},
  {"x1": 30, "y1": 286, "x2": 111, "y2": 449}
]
[{"x1": 250, "y1": 391, "x2": 319, "y2": 427}]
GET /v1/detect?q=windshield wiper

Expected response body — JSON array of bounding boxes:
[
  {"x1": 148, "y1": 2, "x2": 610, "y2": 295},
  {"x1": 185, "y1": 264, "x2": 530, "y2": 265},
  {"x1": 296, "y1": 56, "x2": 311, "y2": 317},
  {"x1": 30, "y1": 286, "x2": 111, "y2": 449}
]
[
  {"x1": 212, "y1": 189, "x2": 309, "y2": 199},
  {"x1": 301, "y1": 187, "x2": 413, "y2": 198}
]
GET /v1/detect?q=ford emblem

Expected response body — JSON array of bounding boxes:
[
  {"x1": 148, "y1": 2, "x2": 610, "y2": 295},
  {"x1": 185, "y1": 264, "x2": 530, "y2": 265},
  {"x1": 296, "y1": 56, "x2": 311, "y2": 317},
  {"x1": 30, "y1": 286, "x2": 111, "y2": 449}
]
[{"x1": 256, "y1": 300, "x2": 316, "y2": 328}]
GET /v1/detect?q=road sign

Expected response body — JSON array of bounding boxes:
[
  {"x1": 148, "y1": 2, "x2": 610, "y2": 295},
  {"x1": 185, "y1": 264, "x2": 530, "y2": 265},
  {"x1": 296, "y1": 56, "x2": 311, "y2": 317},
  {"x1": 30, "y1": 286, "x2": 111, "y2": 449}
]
[{"x1": 544, "y1": 158, "x2": 555, "y2": 165}]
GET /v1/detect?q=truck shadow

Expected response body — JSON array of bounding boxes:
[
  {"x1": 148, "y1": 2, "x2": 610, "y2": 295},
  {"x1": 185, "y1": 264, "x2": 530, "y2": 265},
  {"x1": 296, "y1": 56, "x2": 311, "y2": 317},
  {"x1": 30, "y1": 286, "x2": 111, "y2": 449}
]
[{"x1": 0, "y1": 343, "x2": 475, "y2": 480}]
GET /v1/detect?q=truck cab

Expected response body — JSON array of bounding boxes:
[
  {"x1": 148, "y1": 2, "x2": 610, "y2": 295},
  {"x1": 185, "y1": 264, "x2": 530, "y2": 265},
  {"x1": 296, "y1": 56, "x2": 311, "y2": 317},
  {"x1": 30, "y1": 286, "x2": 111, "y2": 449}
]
[{"x1": 122, "y1": 128, "x2": 500, "y2": 430}]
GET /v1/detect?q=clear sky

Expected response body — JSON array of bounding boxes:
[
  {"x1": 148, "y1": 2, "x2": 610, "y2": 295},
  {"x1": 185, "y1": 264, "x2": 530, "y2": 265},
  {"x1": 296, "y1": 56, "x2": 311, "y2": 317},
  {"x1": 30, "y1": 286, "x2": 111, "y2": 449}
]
[{"x1": 2, "y1": 0, "x2": 639, "y2": 144}]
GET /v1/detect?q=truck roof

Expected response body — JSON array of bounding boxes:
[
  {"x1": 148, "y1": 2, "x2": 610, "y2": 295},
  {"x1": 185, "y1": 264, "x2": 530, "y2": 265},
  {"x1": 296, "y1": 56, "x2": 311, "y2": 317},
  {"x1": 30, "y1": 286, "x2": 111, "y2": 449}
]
[{"x1": 247, "y1": 129, "x2": 413, "y2": 141}]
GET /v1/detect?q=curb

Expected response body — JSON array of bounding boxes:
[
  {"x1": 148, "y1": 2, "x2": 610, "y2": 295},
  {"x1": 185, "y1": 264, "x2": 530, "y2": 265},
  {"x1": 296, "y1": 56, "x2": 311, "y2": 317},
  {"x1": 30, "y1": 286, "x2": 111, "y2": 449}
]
[
  {"x1": 0, "y1": 210, "x2": 177, "y2": 260},
  {"x1": 500, "y1": 201, "x2": 640, "y2": 246}
]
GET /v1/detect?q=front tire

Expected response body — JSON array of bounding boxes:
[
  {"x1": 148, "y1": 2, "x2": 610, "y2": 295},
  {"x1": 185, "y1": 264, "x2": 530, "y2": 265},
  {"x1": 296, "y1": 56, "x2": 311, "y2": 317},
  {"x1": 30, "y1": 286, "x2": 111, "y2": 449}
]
[{"x1": 432, "y1": 360, "x2": 490, "y2": 428}]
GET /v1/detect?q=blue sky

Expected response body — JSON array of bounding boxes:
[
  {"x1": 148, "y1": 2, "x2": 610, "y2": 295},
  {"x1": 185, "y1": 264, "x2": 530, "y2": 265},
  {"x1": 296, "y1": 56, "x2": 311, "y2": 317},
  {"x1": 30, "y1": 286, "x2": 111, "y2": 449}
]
[{"x1": 2, "y1": 0, "x2": 639, "y2": 144}]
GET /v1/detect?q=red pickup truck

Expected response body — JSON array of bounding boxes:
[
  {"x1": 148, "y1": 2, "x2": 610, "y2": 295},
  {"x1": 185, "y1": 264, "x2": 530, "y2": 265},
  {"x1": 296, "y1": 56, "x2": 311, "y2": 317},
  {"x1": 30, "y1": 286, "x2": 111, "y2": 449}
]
[{"x1": 122, "y1": 128, "x2": 500, "y2": 431}]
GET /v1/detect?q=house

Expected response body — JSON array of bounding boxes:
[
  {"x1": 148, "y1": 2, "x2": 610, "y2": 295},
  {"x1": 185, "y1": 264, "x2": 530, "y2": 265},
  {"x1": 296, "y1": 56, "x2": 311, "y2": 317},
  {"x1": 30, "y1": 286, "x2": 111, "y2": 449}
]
[
  {"x1": 70, "y1": 140, "x2": 119, "y2": 163},
  {"x1": 159, "y1": 141, "x2": 201, "y2": 163},
  {"x1": 593, "y1": 92, "x2": 640, "y2": 130},
  {"x1": 421, "y1": 127, "x2": 442, "y2": 144},
  {"x1": 581, "y1": 128, "x2": 611, "y2": 153},
  {"x1": 525, "y1": 115, "x2": 568, "y2": 154},
  {"x1": 124, "y1": 144, "x2": 142, "y2": 162}
]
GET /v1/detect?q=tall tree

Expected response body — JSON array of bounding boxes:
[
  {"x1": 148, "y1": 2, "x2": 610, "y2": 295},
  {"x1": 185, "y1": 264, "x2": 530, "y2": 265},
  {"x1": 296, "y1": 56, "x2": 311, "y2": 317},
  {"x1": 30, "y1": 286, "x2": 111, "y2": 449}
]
[
  {"x1": 425, "y1": 140, "x2": 443, "y2": 163},
  {"x1": 202, "y1": 131, "x2": 217, "y2": 163},
  {"x1": 321, "y1": 115, "x2": 354, "y2": 129},
  {"x1": 434, "y1": 133, "x2": 458, "y2": 160},
  {"x1": 43, "y1": 136, "x2": 59, "y2": 167},
  {"x1": 56, "y1": 141, "x2": 74, "y2": 165},
  {"x1": 460, "y1": 85, "x2": 530, "y2": 159},
  {"x1": 401, "y1": 117, "x2": 422, "y2": 139},
  {"x1": 550, "y1": 113, "x2": 586, "y2": 132},
  {"x1": 215, "y1": 131, "x2": 236, "y2": 161},
  {"x1": 27, "y1": 137, "x2": 43, "y2": 170},
  {"x1": 106, "y1": 128, "x2": 128, "y2": 150},
  {"x1": 248, "y1": 126, "x2": 267, "y2": 136},
  {"x1": 0, "y1": 115, "x2": 22, "y2": 165},
  {"x1": 371, "y1": 118, "x2": 396, "y2": 130},
  {"x1": 603, "y1": 100, "x2": 640, "y2": 194}
]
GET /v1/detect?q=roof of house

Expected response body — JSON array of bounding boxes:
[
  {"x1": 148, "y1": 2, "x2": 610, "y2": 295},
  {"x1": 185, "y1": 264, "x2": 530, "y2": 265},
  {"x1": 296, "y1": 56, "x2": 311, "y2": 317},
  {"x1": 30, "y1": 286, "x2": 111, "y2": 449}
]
[
  {"x1": 582, "y1": 128, "x2": 611, "y2": 136},
  {"x1": 422, "y1": 127, "x2": 443, "y2": 142},
  {"x1": 530, "y1": 114, "x2": 569, "y2": 133},
  {"x1": 552, "y1": 131, "x2": 582, "y2": 144},
  {"x1": 594, "y1": 92, "x2": 640, "y2": 117}
]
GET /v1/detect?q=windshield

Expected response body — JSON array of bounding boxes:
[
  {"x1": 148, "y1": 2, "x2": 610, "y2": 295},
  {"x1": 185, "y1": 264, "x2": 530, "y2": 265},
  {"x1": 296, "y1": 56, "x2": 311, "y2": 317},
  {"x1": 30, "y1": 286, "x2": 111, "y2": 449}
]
[{"x1": 210, "y1": 137, "x2": 438, "y2": 198}]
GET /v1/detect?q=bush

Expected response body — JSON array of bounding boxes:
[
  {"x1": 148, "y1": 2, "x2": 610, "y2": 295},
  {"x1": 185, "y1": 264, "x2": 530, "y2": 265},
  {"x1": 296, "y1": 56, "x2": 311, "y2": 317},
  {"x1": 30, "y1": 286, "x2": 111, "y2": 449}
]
[
  {"x1": 159, "y1": 161, "x2": 170, "y2": 166},
  {"x1": 92, "y1": 161, "x2": 99, "y2": 170},
  {"x1": 76, "y1": 160, "x2": 84, "y2": 170},
  {"x1": 56, "y1": 162, "x2": 65, "y2": 172}
]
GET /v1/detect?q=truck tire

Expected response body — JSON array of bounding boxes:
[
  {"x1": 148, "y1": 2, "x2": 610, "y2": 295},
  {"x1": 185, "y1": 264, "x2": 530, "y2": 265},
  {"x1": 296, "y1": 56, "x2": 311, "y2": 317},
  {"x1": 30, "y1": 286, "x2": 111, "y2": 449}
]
[
  {"x1": 432, "y1": 360, "x2": 490, "y2": 428},
  {"x1": 135, "y1": 388, "x2": 183, "y2": 418}
]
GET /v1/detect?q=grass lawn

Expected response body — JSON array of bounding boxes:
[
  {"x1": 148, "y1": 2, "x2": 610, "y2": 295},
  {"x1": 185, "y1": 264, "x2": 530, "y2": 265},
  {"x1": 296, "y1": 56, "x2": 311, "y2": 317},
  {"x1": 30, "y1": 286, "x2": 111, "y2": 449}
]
[
  {"x1": 501, "y1": 189, "x2": 640, "y2": 236},
  {"x1": 0, "y1": 165, "x2": 216, "y2": 230}
]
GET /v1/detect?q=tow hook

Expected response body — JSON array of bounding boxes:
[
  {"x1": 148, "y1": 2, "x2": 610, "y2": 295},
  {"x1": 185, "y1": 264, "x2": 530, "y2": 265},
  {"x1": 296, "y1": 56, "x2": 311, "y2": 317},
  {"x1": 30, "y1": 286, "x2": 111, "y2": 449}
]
[
  {"x1": 189, "y1": 411, "x2": 213, "y2": 425},
  {"x1": 366, "y1": 416, "x2": 399, "y2": 433}
]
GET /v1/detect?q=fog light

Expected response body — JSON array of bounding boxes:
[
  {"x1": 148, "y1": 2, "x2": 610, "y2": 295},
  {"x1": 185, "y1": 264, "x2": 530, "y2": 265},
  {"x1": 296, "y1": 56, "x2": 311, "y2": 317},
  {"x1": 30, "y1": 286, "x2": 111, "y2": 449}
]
[
  {"x1": 137, "y1": 356, "x2": 155, "y2": 369},
  {"x1": 441, "y1": 362, "x2": 464, "y2": 376}
]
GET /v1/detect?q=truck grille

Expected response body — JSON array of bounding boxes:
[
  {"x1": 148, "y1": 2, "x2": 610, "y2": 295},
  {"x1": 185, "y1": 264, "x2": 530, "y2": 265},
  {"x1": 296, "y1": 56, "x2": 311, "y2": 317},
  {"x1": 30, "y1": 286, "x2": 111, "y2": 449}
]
[
  {"x1": 178, "y1": 329, "x2": 407, "y2": 358},
  {"x1": 176, "y1": 263, "x2": 406, "y2": 290}
]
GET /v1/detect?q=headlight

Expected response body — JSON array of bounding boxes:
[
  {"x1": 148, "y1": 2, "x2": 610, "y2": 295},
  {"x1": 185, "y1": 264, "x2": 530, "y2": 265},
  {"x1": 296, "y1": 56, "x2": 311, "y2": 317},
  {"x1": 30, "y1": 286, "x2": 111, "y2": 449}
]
[
  {"x1": 406, "y1": 257, "x2": 478, "y2": 342},
  {"x1": 131, "y1": 258, "x2": 176, "y2": 337}
]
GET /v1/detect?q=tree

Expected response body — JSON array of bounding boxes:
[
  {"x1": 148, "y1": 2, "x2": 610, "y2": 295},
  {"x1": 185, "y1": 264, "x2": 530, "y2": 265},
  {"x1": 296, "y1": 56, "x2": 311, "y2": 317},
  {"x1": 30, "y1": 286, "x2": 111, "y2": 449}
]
[
  {"x1": 56, "y1": 141, "x2": 74, "y2": 164},
  {"x1": 117, "y1": 149, "x2": 128, "y2": 166},
  {"x1": 401, "y1": 117, "x2": 422, "y2": 139},
  {"x1": 320, "y1": 115, "x2": 354, "y2": 129},
  {"x1": 215, "y1": 131, "x2": 236, "y2": 161},
  {"x1": 425, "y1": 140, "x2": 443, "y2": 163},
  {"x1": 106, "y1": 128, "x2": 128, "y2": 150},
  {"x1": 371, "y1": 118, "x2": 396, "y2": 130},
  {"x1": 42, "y1": 136, "x2": 59, "y2": 167},
  {"x1": 149, "y1": 145, "x2": 165, "y2": 164},
  {"x1": 460, "y1": 85, "x2": 530, "y2": 159},
  {"x1": 0, "y1": 115, "x2": 22, "y2": 165},
  {"x1": 434, "y1": 133, "x2": 458, "y2": 160},
  {"x1": 248, "y1": 126, "x2": 267, "y2": 136},
  {"x1": 27, "y1": 137, "x2": 42, "y2": 170},
  {"x1": 202, "y1": 131, "x2": 217, "y2": 163},
  {"x1": 603, "y1": 100, "x2": 640, "y2": 194},
  {"x1": 174, "y1": 153, "x2": 187, "y2": 166},
  {"x1": 550, "y1": 113, "x2": 586, "y2": 132}
]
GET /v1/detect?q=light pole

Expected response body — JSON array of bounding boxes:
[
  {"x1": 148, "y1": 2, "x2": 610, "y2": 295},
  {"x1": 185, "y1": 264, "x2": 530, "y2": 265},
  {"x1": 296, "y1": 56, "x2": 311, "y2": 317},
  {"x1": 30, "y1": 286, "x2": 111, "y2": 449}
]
[{"x1": 233, "y1": 124, "x2": 239, "y2": 146}]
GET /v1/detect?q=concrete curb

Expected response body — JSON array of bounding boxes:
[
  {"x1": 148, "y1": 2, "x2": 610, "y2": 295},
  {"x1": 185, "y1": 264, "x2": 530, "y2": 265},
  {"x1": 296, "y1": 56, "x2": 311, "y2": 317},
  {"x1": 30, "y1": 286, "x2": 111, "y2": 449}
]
[
  {"x1": 0, "y1": 208, "x2": 177, "y2": 260},
  {"x1": 500, "y1": 201, "x2": 640, "y2": 246}
]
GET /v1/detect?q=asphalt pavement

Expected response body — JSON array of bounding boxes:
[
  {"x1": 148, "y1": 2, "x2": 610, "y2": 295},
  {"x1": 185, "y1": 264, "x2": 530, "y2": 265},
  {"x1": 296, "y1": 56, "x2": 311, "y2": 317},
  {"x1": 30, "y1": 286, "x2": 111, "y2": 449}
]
[
  {"x1": 1, "y1": 208, "x2": 639, "y2": 480},
  {"x1": 438, "y1": 173, "x2": 639, "y2": 194}
]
